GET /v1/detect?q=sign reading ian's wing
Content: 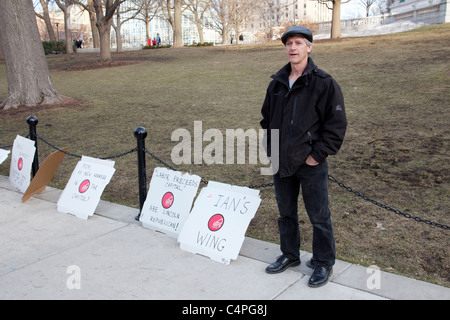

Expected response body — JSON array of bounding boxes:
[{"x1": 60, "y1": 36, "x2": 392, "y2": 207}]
[
  {"x1": 140, "y1": 167, "x2": 201, "y2": 238},
  {"x1": 178, "y1": 181, "x2": 261, "y2": 265},
  {"x1": 9, "y1": 135, "x2": 36, "y2": 193},
  {"x1": 57, "y1": 156, "x2": 115, "y2": 220}
]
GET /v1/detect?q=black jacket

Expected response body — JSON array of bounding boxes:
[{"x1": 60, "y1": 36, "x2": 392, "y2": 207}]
[{"x1": 260, "y1": 58, "x2": 347, "y2": 178}]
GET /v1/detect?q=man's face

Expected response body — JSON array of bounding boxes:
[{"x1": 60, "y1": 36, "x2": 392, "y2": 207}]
[{"x1": 285, "y1": 35, "x2": 311, "y2": 65}]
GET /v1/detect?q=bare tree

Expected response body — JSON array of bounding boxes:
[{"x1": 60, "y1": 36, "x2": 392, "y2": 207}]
[
  {"x1": 34, "y1": 0, "x2": 58, "y2": 42},
  {"x1": 228, "y1": 0, "x2": 252, "y2": 44},
  {"x1": 87, "y1": 0, "x2": 100, "y2": 47},
  {"x1": 133, "y1": 0, "x2": 159, "y2": 43},
  {"x1": 315, "y1": 0, "x2": 350, "y2": 38},
  {"x1": 158, "y1": 0, "x2": 184, "y2": 48},
  {"x1": 73, "y1": 0, "x2": 101, "y2": 48},
  {"x1": 92, "y1": 0, "x2": 126, "y2": 60},
  {"x1": 54, "y1": 0, "x2": 76, "y2": 53},
  {"x1": 210, "y1": 0, "x2": 231, "y2": 44},
  {"x1": 184, "y1": 0, "x2": 210, "y2": 44},
  {"x1": 0, "y1": 0, "x2": 68, "y2": 110},
  {"x1": 112, "y1": 2, "x2": 143, "y2": 52},
  {"x1": 359, "y1": 0, "x2": 378, "y2": 16}
]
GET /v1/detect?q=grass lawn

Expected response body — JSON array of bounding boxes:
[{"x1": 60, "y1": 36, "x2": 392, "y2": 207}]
[{"x1": 1, "y1": 23, "x2": 449, "y2": 287}]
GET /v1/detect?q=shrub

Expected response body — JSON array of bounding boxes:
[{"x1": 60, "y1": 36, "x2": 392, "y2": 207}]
[
  {"x1": 142, "y1": 44, "x2": 171, "y2": 50},
  {"x1": 185, "y1": 42, "x2": 214, "y2": 47},
  {"x1": 42, "y1": 41, "x2": 67, "y2": 55}
]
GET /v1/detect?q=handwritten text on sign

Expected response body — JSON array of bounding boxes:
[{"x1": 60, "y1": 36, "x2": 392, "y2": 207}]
[
  {"x1": 9, "y1": 135, "x2": 36, "y2": 193},
  {"x1": 178, "y1": 181, "x2": 261, "y2": 265},
  {"x1": 57, "y1": 156, "x2": 115, "y2": 220},
  {"x1": 140, "y1": 167, "x2": 201, "y2": 238}
]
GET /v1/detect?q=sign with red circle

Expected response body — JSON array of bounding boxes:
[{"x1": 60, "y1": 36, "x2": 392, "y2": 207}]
[
  {"x1": 18, "y1": 158, "x2": 24, "y2": 171},
  {"x1": 79, "y1": 179, "x2": 90, "y2": 193},
  {"x1": 162, "y1": 192, "x2": 174, "y2": 209},
  {"x1": 208, "y1": 214, "x2": 225, "y2": 232}
]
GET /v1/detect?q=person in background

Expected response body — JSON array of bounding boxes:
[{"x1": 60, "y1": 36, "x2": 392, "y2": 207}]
[{"x1": 156, "y1": 33, "x2": 161, "y2": 45}]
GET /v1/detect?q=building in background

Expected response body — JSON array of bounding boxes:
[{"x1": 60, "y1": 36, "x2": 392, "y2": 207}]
[
  {"x1": 117, "y1": 10, "x2": 222, "y2": 48},
  {"x1": 36, "y1": 1, "x2": 332, "y2": 49},
  {"x1": 387, "y1": 0, "x2": 450, "y2": 24},
  {"x1": 36, "y1": 0, "x2": 449, "y2": 49}
]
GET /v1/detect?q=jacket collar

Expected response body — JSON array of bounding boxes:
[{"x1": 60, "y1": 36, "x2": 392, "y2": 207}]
[{"x1": 271, "y1": 57, "x2": 317, "y2": 89}]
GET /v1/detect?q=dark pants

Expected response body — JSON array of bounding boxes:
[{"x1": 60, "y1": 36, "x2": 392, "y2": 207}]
[{"x1": 273, "y1": 161, "x2": 335, "y2": 267}]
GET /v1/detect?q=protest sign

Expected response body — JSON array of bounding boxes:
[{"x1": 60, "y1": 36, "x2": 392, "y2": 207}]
[
  {"x1": 178, "y1": 181, "x2": 261, "y2": 265},
  {"x1": 0, "y1": 149, "x2": 10, "y2": 166},
  {"x1": 57, "y1": 156, "x2": 115, "y2": 220},
  {"x1": 140, "y1": 167, "x2": 201, "y2": 238},
  {"x1": 9, "y1": 135, "x2": 36, "y2": 193}
]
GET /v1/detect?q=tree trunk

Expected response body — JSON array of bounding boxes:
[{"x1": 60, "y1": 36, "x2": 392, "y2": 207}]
[
  {"x1": 64, "y1": 8, "x2": 74, "y2": 54},
  {"x1": 93, "y1": 0, "x2": 124, "y2": 61},
  {"x1": 88, "y1": 0, "x2": 100, "y2": 48},
  {"x1": 97, "y1": 21, "x2": 113, "y2": 60},
  {"x1": 173, "y1": 0, "x2": 183, "y2": 48},
  {"x1": 331, "y1": 0, "x2": 342, "y2": 39},
  {"x1": 39, "y1": 0, "x2": 57, "y2": 42},
  {"x1": 0, "y1": 0, "x2": 67, "y2": 110},
  {"x1": 194, "y1": 18, "x2": 205, "y2": 44}
]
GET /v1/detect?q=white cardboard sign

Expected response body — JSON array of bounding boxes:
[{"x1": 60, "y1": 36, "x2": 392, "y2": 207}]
[
  {"x1": 0, "y1": 149, "x2": 11, "y2": 166},
  {"x1": 140, "y1": 167, "x2": 201, "y2": 238},
  {"x1": 9, "y1": 135, "x2": 36, "y2": 193},
  {"x1": 57, "y1": 156, "x2": 115, "y2": 220},
  {"x1": 178, "y1": 181, "x2": 261, "y2": 265}
]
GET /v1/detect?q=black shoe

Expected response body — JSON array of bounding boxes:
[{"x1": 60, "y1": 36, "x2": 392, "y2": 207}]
[
  {"x1": 308, "y1": 265, "x2": 333, "y2": 288},
  {"x1": 266, "y1": 255, "x2": 300, "y2": 274},
  {"x1": 306, "y1": 258, "x2": 319, "y2": 269}
]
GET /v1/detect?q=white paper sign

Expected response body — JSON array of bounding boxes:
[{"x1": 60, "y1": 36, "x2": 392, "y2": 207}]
[
  {"x1": 178, "y1": 181, "x2": 261, "y2": 265},
  {"x1": 0, "y1": 149, "x2": 11, "y2": 166},
  {"x1": 9, "y1": 135, "x2": 36, "y2": 193},
  {"x1": 57, "y1": 156, "x2": 116, "y2": 220},
  {"x1": 140, "y1": 167, "x2": 201, "y2": 238}
]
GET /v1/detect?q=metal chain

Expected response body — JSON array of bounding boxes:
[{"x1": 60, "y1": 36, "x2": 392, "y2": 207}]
[
  {"x1": 143, "y1": 148, "x2": 210, "y2": 185},
  {"x1": 37, "y1": 134, "x2": 137, "y2": 160},
  {"x1": 1, "y1": 134, "x2": 29, "y2": 149},
  {"x1": 144, "y1": 148, "x2": 275, "y2": 188},
  {"x1": 143, "y1": 148, "x2": 449, "y2": 230},
  {"x1": 328, "y1": 174, "x2": 450, "y2": 230}
]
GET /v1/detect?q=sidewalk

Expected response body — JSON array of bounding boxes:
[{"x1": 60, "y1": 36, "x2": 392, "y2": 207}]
[{"x1": 0, "y1": 175, "x2": 448, "y2": 300}]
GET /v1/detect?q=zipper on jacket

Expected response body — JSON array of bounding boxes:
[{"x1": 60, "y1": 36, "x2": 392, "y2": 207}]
[
  {"x1": 290, "y1": 96, "x2": 298, "y2": 133},
  {"x1": 307, "y1": 131, "x2": 312, "y2": 144}
]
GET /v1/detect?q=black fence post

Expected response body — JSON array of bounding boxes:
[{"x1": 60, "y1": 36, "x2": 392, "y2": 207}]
[
  {"x1": 134, "y1": 127, "x2": 147, "y2": 220},
  {"x1": 26, "y1": 115, "x2": 39, "y2": 177}
]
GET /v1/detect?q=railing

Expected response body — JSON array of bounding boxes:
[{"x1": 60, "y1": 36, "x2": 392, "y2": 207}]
[{"x1": 0, "y1": 115, "x2": 448, "y2": 230}]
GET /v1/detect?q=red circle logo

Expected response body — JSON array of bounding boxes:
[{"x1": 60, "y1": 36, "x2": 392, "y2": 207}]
[
  {"x1": 162, "y1": 192, "x2": 174, "y2": 209},
  {"x1": 18, "y1": 158, "x2": 23, "y2": 171},
  {"x1": 208, "y1": 214, "x2": 224, "y2": 232},
  {"x1": 79, "y1": 179, "x2": 90, "y2": 193}
]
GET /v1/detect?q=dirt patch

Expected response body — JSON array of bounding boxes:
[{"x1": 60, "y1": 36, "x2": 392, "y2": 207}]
[
  {"x1": 56, "y1": 60, "x2": 141, "y2": 72},
  {"x1": 46, "y1": 50, "x2": 174, "y2": 72},
  {"x1": 0, "y1": 98, "x2": 87, "y2": 118}
]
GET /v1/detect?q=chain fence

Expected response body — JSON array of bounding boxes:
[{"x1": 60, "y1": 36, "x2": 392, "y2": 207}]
[{"x1": 1, "y1": 119, "x2": 448, "y2": 230}]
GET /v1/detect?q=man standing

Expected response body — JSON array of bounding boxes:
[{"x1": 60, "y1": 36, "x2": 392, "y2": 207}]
[{"x1": 260, "y1": 26, "x2": 347, "y2": 287}]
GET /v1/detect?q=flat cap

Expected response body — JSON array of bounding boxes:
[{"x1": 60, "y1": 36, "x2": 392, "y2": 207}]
[{"x1": 281, "y1": 26, "x2": 313, "y2": 45}]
